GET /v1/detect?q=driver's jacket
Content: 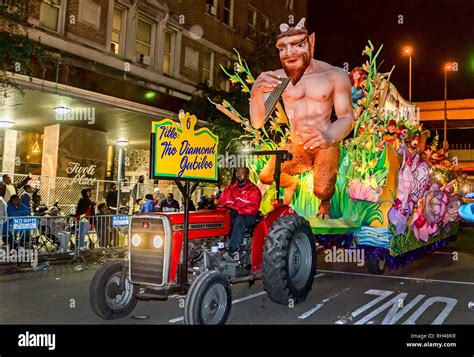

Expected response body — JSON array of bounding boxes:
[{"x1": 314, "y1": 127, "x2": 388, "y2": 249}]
[{"x1": 218, "y1": 181, "x2": 262, "y2": 216}]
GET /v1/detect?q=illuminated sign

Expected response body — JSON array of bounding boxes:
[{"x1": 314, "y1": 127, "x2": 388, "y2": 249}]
[{"x1": 150, "y1": 112, "x2": 218, "y2": 182}]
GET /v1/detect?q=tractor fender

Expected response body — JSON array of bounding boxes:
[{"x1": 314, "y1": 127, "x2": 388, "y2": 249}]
[{"x1": 251, "y1": 205, "x2": 298, "y2": 273}]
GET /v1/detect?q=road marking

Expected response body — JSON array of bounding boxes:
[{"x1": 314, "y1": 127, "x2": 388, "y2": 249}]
[
  {"x1": 298, "y1": 288, "x2": 350, "y2": 320},
  {"x1": 298, "y1": 304, "x2": 323, "y2": 319},
  {"x1": 351, "y1": 289, "x2": 393, "y2": 318},
  {"x1": 168, "y1": 291, "x2": 267, "y2": 324},
  {"x1": 169, "y1": 273, "x2": 326, "y2": 323},
  {"x1": 318, "y1": 269, "x2": 474, "y2": 286},
  {"x1": 231, "y1": 291, "x2": 267, "y2": 304}
]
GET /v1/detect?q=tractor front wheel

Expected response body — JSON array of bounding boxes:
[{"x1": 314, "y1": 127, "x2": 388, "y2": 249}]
[
  {"x1": 89, "y1": 260, "x2": 138, "y2": 320},
  {"x1": 184, "y1": 270, "x2": 232, "y2": 325},
  {"x1": 263, "y1": 215, "x2": 316, "y2": 305}
]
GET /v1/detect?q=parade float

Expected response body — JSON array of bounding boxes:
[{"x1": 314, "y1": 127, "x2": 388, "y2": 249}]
[{"x1": 212, "y1": 41, "x2": 464, "y2": 273}]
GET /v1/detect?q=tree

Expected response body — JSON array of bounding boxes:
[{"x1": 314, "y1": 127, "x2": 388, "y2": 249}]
[{"x1": 0, "y1": 0, "x2": 53, "y2": 96}]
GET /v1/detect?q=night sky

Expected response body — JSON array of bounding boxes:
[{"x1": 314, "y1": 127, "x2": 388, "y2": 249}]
[{"x1": 307, "y1": 0, "x2": 474, "y2": 102}]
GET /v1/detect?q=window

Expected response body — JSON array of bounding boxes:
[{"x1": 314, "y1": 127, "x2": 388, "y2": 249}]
[
  {"x1": 136, "y1": 18, "x2": 152, "y2": 57},
  {"x1": 111, "y1": 8, "x2": 123, "y2": 55},
  {"x1": 184, "y1": 47, "x2": 199, "y2": 71},
  {"x1": 285, "y1": 0, "x2": 294, "y2": 11},
  {"x1": 201, "y1": 51, "x2": 212, "y2": 85},
  {"x1": 247, "y1": 8, "x2": 257, "y2": 34},
  {"x1": 39, "y1": 0, "x2": 61, "y2": 31},
  {"x1": 163, "y1": 32, "x2": 174, "y2": 75},
  {"x1": 223, "y1": 0, "x2": 234, "y2": 27},
  {"x1": 206, "y1": 0, "x2": 218, "y2": 16},
  {"x1": 262, "y1": 15, "x2": 270, "y2": 30}
]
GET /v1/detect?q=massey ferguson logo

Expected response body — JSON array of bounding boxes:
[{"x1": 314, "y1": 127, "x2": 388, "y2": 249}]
[{"x1": 142, "y1": 222, "x2": 150, "y2": 229}]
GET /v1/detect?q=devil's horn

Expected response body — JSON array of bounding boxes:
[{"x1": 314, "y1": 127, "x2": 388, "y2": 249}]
[
  {"x1": 279, "y1": 23, "x2": 290, "y2": 33},
  {"x1": 295, "y1": 17, "x2": 306, "y2": 29}
]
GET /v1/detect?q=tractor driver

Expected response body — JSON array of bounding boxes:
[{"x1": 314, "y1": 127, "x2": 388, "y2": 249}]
[{"x1": 219, "y1": 167, "x2": 262, "y2": 261}]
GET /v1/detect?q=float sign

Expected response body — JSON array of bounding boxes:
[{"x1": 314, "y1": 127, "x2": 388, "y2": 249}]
[{"x1": 150, "y1": 112, "x2": 218, "y2": 182}]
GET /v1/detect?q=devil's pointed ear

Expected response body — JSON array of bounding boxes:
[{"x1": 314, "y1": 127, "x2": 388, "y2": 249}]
[{"x1": 309, "y1": 32, "x2": 315, "y2": 47}]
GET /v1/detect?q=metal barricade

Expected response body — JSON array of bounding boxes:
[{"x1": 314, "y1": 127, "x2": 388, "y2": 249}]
[{"x1": 0, "y1": 214, "x2": 131, "y2": 264}]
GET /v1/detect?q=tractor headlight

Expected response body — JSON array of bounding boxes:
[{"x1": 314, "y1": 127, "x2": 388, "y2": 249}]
[
  {"x1": 131, "y1": 234, "x2": 141, "y2": 247},
  {"x1": 152, "y1": 235, "x2": 163, "y2": 249}
]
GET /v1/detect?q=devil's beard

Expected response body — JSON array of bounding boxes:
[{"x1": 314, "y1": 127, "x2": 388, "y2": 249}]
[{"x1": 282, "y1": 52, "x2": 311, "y2": 85}]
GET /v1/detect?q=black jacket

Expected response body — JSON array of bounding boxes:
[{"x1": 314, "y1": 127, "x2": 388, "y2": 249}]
[{"x1": 75, "y1": 189, "x2": 95, "y2": 218}]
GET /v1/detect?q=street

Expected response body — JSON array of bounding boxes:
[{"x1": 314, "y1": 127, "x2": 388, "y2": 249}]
[{"x1": 1, "y1": 228, "x2": 473, "y2": 325}]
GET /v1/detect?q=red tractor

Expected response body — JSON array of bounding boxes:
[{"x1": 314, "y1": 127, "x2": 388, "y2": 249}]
[{"x1": 89, "y1": 151, "x2": 316, "y2": 324}]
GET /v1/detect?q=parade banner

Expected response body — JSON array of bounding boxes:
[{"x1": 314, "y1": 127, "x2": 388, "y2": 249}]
[{"x1": 150, "y1": 112, "x2": 218, "y2": 182}]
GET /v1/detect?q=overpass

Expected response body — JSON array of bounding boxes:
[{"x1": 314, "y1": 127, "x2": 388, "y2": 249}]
[{"x1": 417, "y1": 98, "x2": 474, "y2": 183}]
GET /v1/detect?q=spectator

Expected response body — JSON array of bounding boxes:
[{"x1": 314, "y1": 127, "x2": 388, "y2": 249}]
[
  {"x1": 120, "y1": 179, "x2": 131, "y2": 207},
  {"x1": 74, "y1": 188, "x2": 96, "y2": 250},
  {"x1": 7, "y1": 194, "x2": 32, "y2": 248},
  {"x1": 20, "y1": 184, "x2": 33, "y2": 213},
  {"x1": 0, "y1": 195, "x2": 7, "y2": 246},
  {"x1": 181, "y1": 198, "x2": 196, "y2": 211},
  {"x1": 141, "y1": 194, "x2": 156, "y2": 213},
  {"x1": 0, "y1": 174, "x2": 31, "y2": 202},
  {"x1": 31, "y1": 189, "x2": 43, "y2": 213},
  {"x1": 158, "y1": 193, "x2": 180, "y2": 212},
  {"x1": 46, "y1": 206, "x2": 59, "y2": 217},
  {"x1": 96, "y1": 202, "x2": 109, "y2": 215},
  {"x1": 131, "y1": 175, "x2": 145, "y2": 202},
  {"x1": 41, "y1": 206, "x2": 65, "y2": 250},
  {"x1": 105, "y1": 183, "x2": 118, "y2": 211},
  {"x1": 7, "y1": 194, "x2": 31, "y2": 216},
  {"x1": 133, "y1": 198, "x2": 143, "y2": 214},
  {"x1": 95, "y1": 202, "x2": 113, "y2": 248}
]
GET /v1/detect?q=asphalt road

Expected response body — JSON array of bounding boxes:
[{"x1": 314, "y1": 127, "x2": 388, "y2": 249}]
[{"x1": 1, "y1": 228, "x2": 473, "y2": 325}]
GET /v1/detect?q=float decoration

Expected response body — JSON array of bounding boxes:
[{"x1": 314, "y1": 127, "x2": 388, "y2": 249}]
[{"x1": 211, "y1": 41, "x2": 462, "y2": 257}]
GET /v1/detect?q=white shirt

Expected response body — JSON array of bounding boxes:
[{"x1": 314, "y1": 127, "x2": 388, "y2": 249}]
[
  {"x1": 4, "y1": 184, "x2": 16, "y2": 203},
  {"x1": 0, "y1": 196, "x2": 7, "y2": 222}
]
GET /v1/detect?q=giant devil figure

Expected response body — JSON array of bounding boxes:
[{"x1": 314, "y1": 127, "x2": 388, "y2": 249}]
[{"x1": 250, "y1": 18, "x2": 354, "y2": 219}]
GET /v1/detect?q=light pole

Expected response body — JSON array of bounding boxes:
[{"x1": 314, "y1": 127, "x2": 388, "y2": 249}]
[
  {"x1": 402, "y1": 45, "x2": 413, "y2": 101},
  {"x1": 443, "y1": 63, "x2": 453, "y2": 150},
  {"x1": 116, "y1": 139, "x2": 129, "y2": 214}
]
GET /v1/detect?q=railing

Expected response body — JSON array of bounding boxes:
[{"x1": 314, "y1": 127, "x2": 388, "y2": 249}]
[
  {"x1": 0, "y1": 214, "x2": 131, "y2": 265},
  {"x1": 0, "y1": 173, "x2": 217, "y2": 216}
]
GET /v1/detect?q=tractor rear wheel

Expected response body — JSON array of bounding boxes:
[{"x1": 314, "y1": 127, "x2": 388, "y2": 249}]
[
  {"x1": 184, "y1": 270, "x2": 232, "y2": 325},
  {"x1": 263, "y1": 215, "x2": 316, "y2": 305}
]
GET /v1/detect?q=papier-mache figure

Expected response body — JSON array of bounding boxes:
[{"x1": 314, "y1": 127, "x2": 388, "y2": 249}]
[
  {"x1": 249, "y1": 18, "x2": 354, "y2": 219},
  {"x1": 383, "y1": 119, "x2": 400, "y2": 149},
  {"x1": 349, "y1": 66, "x2": 367, "y2": 109}
]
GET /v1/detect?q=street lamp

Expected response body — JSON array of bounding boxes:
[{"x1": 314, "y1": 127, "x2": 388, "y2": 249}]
[
  {"x1": 402, "y1": 45, "x2": 413, "y2": 101},
  {"x1": 443, "y1": 62, "x2": 454, "y2": 150}
]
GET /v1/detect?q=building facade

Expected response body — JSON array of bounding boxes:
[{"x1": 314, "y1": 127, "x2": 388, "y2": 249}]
[{"x1": 0, "y1": 0, "x2": 307, "y2": 183}]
